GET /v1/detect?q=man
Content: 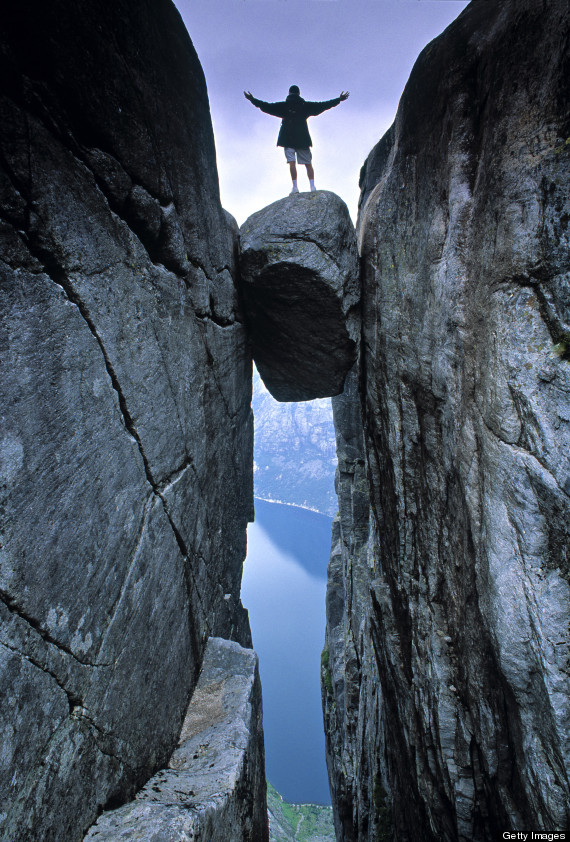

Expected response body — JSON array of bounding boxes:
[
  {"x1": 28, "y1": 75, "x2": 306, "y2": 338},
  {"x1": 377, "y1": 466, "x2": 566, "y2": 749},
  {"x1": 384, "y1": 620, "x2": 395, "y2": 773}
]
[{"x1": 244, "y1": 85, "x2": 349, "y2": 193}]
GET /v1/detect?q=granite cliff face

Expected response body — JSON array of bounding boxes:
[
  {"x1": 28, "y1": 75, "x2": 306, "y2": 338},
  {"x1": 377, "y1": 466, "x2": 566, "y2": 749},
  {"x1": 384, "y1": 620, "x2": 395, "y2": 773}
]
[
  {"x1": 324, "y1": 1, "x2": 570, "y2": 840},
  {"x1": 322, "y1": 366, "x2": 375, "y2": 841},
  {"x1": 3, "y1": 0, "x2": 569, "y2": 839},
  {"x1": 0, "y1": 1, "x2": 264, "y2": 840}
]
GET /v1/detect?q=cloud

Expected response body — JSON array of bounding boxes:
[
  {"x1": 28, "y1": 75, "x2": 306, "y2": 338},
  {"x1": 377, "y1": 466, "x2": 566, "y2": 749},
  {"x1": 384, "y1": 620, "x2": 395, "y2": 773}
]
[
  {"x1": 175, "y1": 0, "x2": 469, "y2": 224},
  {"x1": 212, "y1": 109, "x2": 292, "y2": 225}
]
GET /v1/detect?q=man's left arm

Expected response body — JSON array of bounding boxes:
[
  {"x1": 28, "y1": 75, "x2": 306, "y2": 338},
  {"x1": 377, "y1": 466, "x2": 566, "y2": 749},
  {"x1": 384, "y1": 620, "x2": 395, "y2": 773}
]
[
  {"x1": 306, "y1": 91, "x2": 349, "y2": 116},
  {"x1": 244, "y1": 91, "x2": 286, "y2": 117}
]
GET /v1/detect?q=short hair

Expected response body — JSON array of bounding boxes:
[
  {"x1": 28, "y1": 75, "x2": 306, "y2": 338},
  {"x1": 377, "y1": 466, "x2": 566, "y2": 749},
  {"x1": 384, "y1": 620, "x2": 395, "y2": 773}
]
[{"x1": 288, "y1": 85, "x2": 300, "y2": 95}]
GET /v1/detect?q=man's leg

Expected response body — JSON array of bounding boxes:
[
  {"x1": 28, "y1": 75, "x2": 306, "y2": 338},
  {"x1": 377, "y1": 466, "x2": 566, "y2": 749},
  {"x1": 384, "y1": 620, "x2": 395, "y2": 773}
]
[
  {"x1": 305, "y1": 163, "x2": 316, "y2": 191},
  {"x1": 297, "y1": 150, "x2": 316, "y2": 191},
  {"x1": 289, "y1": 161, "x2": 299, "y2": 194},
  {"x1": 285, "y1": 148, "x2": 299, "y2": 193}
]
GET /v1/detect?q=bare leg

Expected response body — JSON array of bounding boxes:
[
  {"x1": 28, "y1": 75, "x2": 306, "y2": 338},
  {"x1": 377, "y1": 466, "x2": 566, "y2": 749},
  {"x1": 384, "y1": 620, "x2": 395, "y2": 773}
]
[
  {"x1": 289, "y1": 161, "x2": 299, "y2": 194},
  {"x1": 306, "y1": 163, "x2": 316, "y2": 191}
]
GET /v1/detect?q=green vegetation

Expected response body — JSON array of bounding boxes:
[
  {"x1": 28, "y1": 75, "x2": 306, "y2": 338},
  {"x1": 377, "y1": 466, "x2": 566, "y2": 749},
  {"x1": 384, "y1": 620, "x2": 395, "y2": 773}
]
[
  {"x1": 554, "y1": 136, "x2": 570, "y2": 154},
  {"x1": 552, "y1": 339, "x2": 570, "y2": 360},
  {"x1": 267, "y1": 781, "x2": 335, "y2": 842},
  {"x1": 321, "y1": 646, "x2": 333, "y2": 695}
]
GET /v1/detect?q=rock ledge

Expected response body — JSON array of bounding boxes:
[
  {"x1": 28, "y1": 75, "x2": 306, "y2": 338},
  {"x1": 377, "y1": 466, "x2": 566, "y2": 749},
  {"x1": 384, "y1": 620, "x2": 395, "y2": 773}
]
[{"x1": 84, "y1": 637, "x2": 268, "y2": 841}]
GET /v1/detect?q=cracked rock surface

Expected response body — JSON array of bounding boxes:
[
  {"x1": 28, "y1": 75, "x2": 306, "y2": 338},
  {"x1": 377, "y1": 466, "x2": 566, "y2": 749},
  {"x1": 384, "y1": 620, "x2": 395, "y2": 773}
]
[
  {"x1": 84, "y1": 637, "x2": 268, "y2": 842},
  {"x1": 239, "y1": 191, "x2": 360, "y2": 402},
  {"x1": 324, "y1": 1, "x2": 570, "y2": 840},
  {"x1": 0, "y1": 1, "x2": 256, "y2": 840}
]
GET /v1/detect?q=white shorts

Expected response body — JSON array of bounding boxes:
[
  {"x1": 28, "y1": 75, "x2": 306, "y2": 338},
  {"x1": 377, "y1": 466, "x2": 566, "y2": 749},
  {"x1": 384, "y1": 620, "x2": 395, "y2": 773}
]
[{"x1": 284, "y1": 147, "x2": 312, "y2": 165}]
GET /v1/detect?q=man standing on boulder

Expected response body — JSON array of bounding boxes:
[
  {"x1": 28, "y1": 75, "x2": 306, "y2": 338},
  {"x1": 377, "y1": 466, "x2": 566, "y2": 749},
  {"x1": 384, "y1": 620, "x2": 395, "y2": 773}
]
[{"x1": 244, "y1": 85, "x2": 349, "y2": 194}]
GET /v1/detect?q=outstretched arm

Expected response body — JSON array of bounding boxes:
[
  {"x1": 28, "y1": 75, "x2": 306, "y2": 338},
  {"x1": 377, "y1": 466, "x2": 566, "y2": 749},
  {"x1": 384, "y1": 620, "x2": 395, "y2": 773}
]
[
  {"x1": 243, "y1": 91, "x2": 286, "y2": 117},
  {"x1": 305, "y1": 91, "x2": 350, "y2": 116}
]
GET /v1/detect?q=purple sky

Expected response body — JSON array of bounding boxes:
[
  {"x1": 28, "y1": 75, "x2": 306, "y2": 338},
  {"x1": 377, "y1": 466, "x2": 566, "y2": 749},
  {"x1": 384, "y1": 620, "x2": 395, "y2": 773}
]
[{"x1": 173, "y1": 0, "x2": 470, "y2": 224}]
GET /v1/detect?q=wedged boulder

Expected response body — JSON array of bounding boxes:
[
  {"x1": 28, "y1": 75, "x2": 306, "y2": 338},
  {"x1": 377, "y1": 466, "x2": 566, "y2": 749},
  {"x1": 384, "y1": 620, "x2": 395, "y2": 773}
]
[
  {"x1": 239, "y1": 191, "x2": 359, "y2": 402},
  {"x1": 84, "y1": 638, "x2": 268, "y2": 842}
]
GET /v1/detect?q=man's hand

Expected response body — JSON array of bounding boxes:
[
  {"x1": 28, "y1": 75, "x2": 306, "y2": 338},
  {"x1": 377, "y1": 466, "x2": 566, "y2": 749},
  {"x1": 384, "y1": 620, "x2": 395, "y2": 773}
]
[
  {"x1": 244, "y1": 91, "x2": 254, "y2": 102},
  {"x1": 339, "y1": 91, "x2": 350, "y2": 101}
]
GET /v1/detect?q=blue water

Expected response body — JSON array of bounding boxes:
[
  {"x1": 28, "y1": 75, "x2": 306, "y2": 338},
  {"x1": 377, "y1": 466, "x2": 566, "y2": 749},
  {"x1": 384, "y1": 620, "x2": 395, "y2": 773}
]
[{"x1": 241, "y1": 498, "x2": 332, "y2": 805}]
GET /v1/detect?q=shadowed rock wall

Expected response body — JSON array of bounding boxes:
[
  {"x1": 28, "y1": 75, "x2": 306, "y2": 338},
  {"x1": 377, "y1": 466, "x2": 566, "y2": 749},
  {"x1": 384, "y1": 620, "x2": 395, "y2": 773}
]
[
  {"x1": 324, "y1": 0, "x2": 570, "y2": 839},
  {"x1": 322, "y1": 365, "x2": 377, "y2": 841},
  {"x1": 0, "y1": 1, "x2": 257, "y2": 839}
]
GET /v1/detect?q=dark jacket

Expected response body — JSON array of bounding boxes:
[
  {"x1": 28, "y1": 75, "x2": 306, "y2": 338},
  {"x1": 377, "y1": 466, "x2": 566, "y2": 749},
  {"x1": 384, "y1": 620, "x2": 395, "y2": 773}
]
[{"x1": 249, "y1": 92, "x2": 341, "y2": 148}]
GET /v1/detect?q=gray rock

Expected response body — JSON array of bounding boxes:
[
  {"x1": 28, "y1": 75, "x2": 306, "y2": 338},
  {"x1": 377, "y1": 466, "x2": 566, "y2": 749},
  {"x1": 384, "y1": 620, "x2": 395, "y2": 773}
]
[
  {"x1": 322, "y1": 365, "x2": 376, "y2": 842},
  {"x1": 0, "y1": 1, "x2": 257, "y2": 840},
  {"x1": 239, "y1": 191, "x2": 360, "y2": 402},
  {"x1": 325, "y1": 0, "x2": 570, "y2": 840},
  {"x1": 84, "y1": 637, "x2": 268, "y2": 842}
]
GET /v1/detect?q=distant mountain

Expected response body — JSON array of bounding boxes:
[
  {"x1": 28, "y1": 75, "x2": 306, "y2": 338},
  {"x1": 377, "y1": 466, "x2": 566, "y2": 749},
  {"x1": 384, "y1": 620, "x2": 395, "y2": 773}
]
[
  {"x1": 252, "y1": 368, "x2": 337, "y2": 517},
  {"x1": 267, "y1": 782, "x2": 335, "y2": 842}
]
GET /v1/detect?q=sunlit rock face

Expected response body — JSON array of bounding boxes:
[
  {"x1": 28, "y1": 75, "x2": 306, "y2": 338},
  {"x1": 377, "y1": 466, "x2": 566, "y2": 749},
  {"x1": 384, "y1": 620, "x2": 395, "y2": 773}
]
[
  {"x1": 84, "y1": 638, "x2": 268, "y2": 842},
  {"x1": 239, "y1": 191, "x2": 360, "y2": 402},
  {"x1": 324, "y1": 0, "x2": 570, "y2": 840},
  {"x1": 0, "y1": 1, "x2": 258, "y2": 840}
]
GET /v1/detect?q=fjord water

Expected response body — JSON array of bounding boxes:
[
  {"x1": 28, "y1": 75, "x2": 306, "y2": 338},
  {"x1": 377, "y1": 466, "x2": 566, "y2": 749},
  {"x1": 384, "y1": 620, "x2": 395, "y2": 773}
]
[{"x1": 241, "y1": 498, "x2": 332, "y2": 805}]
